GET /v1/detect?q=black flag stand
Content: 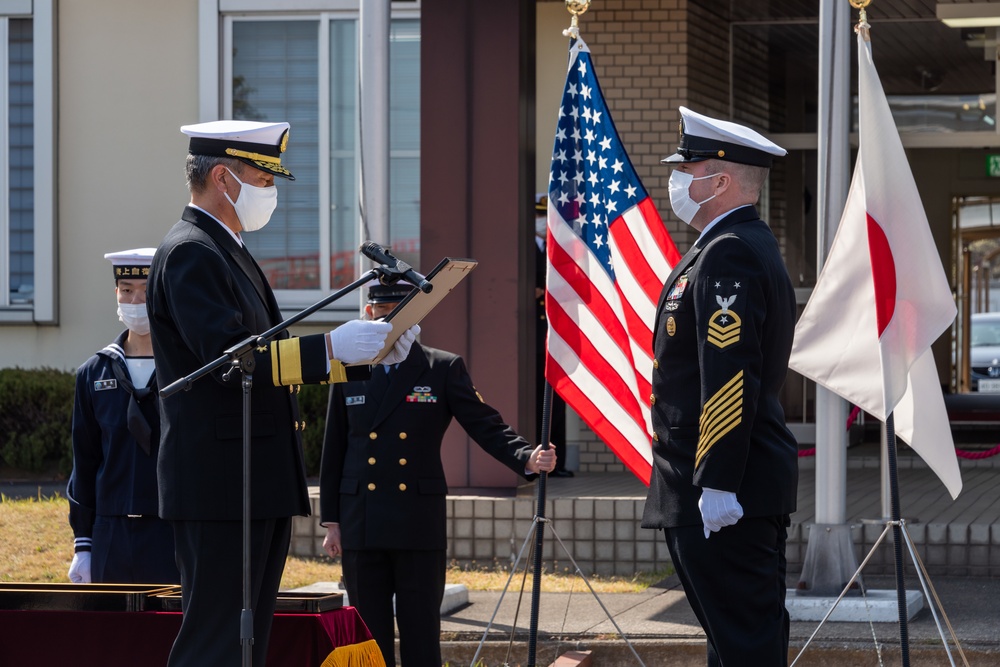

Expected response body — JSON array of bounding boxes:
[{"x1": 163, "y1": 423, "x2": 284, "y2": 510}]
[
  {"x1": 526, "y1": 381, "x2": 553, "y2": 667},
  {"x1": 791, "y1": 412, "x2": 970, "y2": 667},
  {"x1": 884, "y1": 413, "x2": 911, "y2": 665},
  {"x1": 160, "y1": 264, "x2": 410, "y2": 667},
  {"x1": 471, "y1": 380, "x2": 647, "y2": 667}
]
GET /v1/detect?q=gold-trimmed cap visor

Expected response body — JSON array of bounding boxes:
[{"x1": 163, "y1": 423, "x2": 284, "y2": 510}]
[
  {"x1": 661, "y1": 106, "x2": 785, "y2": 168},
  {"x1": 181, "y1": 120, "x2": 295, "y2": 180}
]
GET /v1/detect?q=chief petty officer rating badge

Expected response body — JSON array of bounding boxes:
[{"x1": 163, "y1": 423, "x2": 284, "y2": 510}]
[{"x1": 707, "y1": 281, "x2": 743, "y2": 349}]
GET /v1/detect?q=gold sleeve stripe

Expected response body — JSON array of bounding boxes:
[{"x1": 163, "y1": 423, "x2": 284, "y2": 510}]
[
  {"x1": 326, "y1": 361, "x2": 348, "y2": 385},
  {"x1": 697, "y1": 402, "x2": 742, "y2": 465},
  {"x1": 695, "y1": 371, "x2": 744, "y2": 468},
  {"x1": 701, "y1": 371, "x2": 743, "y2": 415},
  {"x1": 698, "y1": 374, "x2": 743, "y2": 444},
  {"x1": 271, "y1": 338, "x2": 305, "y2": 386}
]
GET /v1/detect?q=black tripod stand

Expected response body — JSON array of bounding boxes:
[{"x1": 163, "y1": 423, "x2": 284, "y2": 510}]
[
  {"x1": 791, "y1": 414, "x2": 969, "y2": 667},
  {"x1": 471, "y1": 382, "x2": 647, "y2": 667}
]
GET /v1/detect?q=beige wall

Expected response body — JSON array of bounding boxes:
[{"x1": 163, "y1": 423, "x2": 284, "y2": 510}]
[{"x1": 1, "y1": 0, "x2": 200, "y2": 371}]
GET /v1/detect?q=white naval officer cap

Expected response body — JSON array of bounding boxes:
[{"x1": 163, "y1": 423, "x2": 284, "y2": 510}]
[
  {"x1": 104, "y1": 247, "x2": 156, "y2": 282},
  {"x1": 661, "y1": 106, "x2": 786, "y2": 168},
  {"x1": 181, "y1": 119, "x2": 295, "y2": 180}
]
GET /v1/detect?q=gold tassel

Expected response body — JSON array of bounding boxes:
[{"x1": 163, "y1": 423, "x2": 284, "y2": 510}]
[{"x1": 320, "y1": 639, "x2": 386, "y2": 667}]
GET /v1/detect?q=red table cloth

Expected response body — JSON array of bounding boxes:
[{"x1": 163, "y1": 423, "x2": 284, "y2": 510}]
[{"x1": 0, "y1": 606, "x2": 372, "y2": 666}]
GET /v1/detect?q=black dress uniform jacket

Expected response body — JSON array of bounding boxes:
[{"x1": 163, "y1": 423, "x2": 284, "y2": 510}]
[
  {"x1": 320, "y1": 342, "x2": 536, "y2": 549},
  {"x1": 148, "y1": 205, "x2": 368, "y2": 667},
  {"x1": 641, "y1": 206, "x2": 798, "y2": 529},
  {"x1": 147, "y1": 205, "x2": 363, "y2": 521}
]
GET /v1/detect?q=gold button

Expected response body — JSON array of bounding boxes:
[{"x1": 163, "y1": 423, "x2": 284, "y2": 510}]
[
  {"x1": 653, "y1": 432, "x2": 659, "y2": 441},
  {"x1": 653, "y1": 359, "x2": 659, "y2": 370},
  {"x1": 301, "y1": 420, "x2": 307, "y2": 430},
  {"x1": 399, "y1": 458, "x2": 407, "y2": 466},
  {"x1": 293, "y1": 421, "x2": 300, "y2": 431},
  {"x1": 399, "y1": 483, "x2": 407, "y2": 491},
  {"x1": 399, "y1": 432, "x2": 407, "y2": 440},
  {"x1": 368, "y1": 457, "x2": 376, "y2": 465},
  {"x1": 369, "y1": 432, "x2": 378, "y2": 440},
  {"x1": 650, "y1": 394, "x2": 656, "y2": 406},
  {"x1": 367, "y1": 483, "x2": 376, "y2": 491}
]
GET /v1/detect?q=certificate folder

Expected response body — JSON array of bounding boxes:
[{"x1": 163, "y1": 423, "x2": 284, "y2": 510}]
[{"x1": 364, "y1": 257, "x2": 478, "y2": 364}]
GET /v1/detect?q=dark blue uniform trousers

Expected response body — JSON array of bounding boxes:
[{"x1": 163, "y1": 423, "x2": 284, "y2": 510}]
[
  {"x1": 167, "y1": 517, "x2": 291, "y2": 667},
  {"x1": 664, "y1": 515, "x2": 790, "y2": 667},
  {"x1": 342, "y1": 548, "x2": 447, "y2": 667},
  {"x1": 91, "y1": 515, "x2": 179, "y2": 584}
]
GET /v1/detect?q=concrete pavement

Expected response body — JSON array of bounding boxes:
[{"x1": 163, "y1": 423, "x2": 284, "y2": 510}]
[{"x1": 439, "y1": 573, "x2": 1000, "y2": 666}]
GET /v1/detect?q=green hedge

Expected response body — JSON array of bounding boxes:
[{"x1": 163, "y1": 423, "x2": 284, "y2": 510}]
[
  {"x1": 0, "y1": 367, "x2": 333, "y2": 479},
  {"x1": 0, "y1": 367, "x2": 76, "y2": 476}
]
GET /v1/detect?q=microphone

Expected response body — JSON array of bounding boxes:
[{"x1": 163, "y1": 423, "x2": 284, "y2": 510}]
[{"x1": 359, "y1": 242, "x2": 433, "y2": 294}]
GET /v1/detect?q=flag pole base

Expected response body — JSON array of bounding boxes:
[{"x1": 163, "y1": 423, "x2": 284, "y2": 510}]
[
  {"x1": 790, "y1": 521, "x2": 969, "y2": 667},
  {"x1": 794, "y1": 523, "x2": 862, "y2": 598}
]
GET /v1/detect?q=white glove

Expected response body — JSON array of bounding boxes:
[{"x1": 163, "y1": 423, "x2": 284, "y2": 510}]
[
  {"x1": 379, "y1": 325, "x2": 420, "y2": 366},
  {"x1": 328, "y1": 320, "x2": 391, "y2": 364},
  {"x1": 698, "y1": 487, "x2": 743, "y2": 538},
  {"x1": 68, "y1": 551, "x2": 92, "y2": 583}
]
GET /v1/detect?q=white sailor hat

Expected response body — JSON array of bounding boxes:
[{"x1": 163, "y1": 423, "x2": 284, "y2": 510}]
[
  {"x1": 104, "y1": 248, "x2": 156, "y2": 281},
  {"x1": 662, "y1": 106, "x2": 786, "y2": 168},
  {"x1": 181, "y1": 120, "x2": 295, "y2": 180}
]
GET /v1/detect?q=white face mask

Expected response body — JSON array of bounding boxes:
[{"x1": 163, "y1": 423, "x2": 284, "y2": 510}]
[
  {"x1": 117, "y1": 302, "x2": 150, "y2": 336},
  {"x1": 668, "y1": 170, "x2": 719, "y2": 225},
  {"x1": 224, "y1": 168, "x2": 278, "y2": 232},
  {"x1": 535, "y1": 216, "x2": 547, "y2": 237}
]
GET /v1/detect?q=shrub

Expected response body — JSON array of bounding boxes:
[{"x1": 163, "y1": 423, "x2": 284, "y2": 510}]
[
  {"x1": 0, "y1": 368, "x2": 75, "y2": 475},
  {"x1": 0, "y1": 367, "x2": 333, "y2": 479}
]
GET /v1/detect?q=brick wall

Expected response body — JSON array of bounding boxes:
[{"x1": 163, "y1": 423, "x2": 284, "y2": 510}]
[{"x1": 551, "y1": 1, "x2": 790, "y2": 471}]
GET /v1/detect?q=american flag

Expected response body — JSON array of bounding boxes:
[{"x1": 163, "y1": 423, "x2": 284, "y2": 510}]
[{"x1": 544, "y1": 37, "x2": 681, "y2": 484}]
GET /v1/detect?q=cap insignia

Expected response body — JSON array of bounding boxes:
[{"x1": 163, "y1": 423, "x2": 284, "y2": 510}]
[{"x1": 225, "y1": 148, "x2": 281, "y2": 165}]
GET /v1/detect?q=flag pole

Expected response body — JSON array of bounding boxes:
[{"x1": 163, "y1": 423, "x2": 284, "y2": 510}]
[
  {"x1": 884, "y1": 412, "x2": 911, "y2": 666},
  {"x1": 527, "y1": 5, "x2": 590, "y2": 664},
  {"x1": 526, "y1": 380, "x2": 553, "y2": 667},
  {"x1": 852, "y1": 4, "x2": 911, "y2": 661}
]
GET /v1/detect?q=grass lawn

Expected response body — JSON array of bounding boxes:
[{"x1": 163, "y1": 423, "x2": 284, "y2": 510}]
[{"x1": 0, "y1": 493, "x2": 669, "y2": 592}]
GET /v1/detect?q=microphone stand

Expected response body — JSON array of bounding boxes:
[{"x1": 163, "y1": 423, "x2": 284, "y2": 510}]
[{"x1": 160, "y1": 266, "x2": 392, "y2": 667}]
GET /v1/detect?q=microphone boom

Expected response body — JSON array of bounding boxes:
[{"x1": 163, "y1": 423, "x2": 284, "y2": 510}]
[{"x1": 359, "y1": 242, "x2": 434, "y2": 293}]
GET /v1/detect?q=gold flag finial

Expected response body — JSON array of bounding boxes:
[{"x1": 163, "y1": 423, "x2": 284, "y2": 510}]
[
  {"x1": 850, "y1": 0, "x2": 872, "y2": 40},
  {"x1": 563, "y1": 0, "x2": 591, "y2": 40}
]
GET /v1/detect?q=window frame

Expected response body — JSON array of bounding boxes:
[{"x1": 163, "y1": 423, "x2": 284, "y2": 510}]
[
  {"x1": 0, "y1": 0, "x2": 56, "y2": 324},
  {"x1": 200, "y1": 0, "x2": 420, "y2": 322}
]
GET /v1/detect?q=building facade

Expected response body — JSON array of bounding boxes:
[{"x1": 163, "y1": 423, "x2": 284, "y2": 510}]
[{"x1": 3, "y1": 0, "x2": 998, "y2": 485}]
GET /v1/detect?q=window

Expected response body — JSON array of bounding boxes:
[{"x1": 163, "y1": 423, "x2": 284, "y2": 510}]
[
  {"x1": 0, "y1": 0, "x2": 55, "y2": 323},
  {"x1": 217, "y1": 5, "x2": 420, "y2": 316}
]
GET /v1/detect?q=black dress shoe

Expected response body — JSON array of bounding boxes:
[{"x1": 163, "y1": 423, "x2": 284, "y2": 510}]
[{"x1": 549, "y1": 469, "x2": 574, "y2": 478}]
